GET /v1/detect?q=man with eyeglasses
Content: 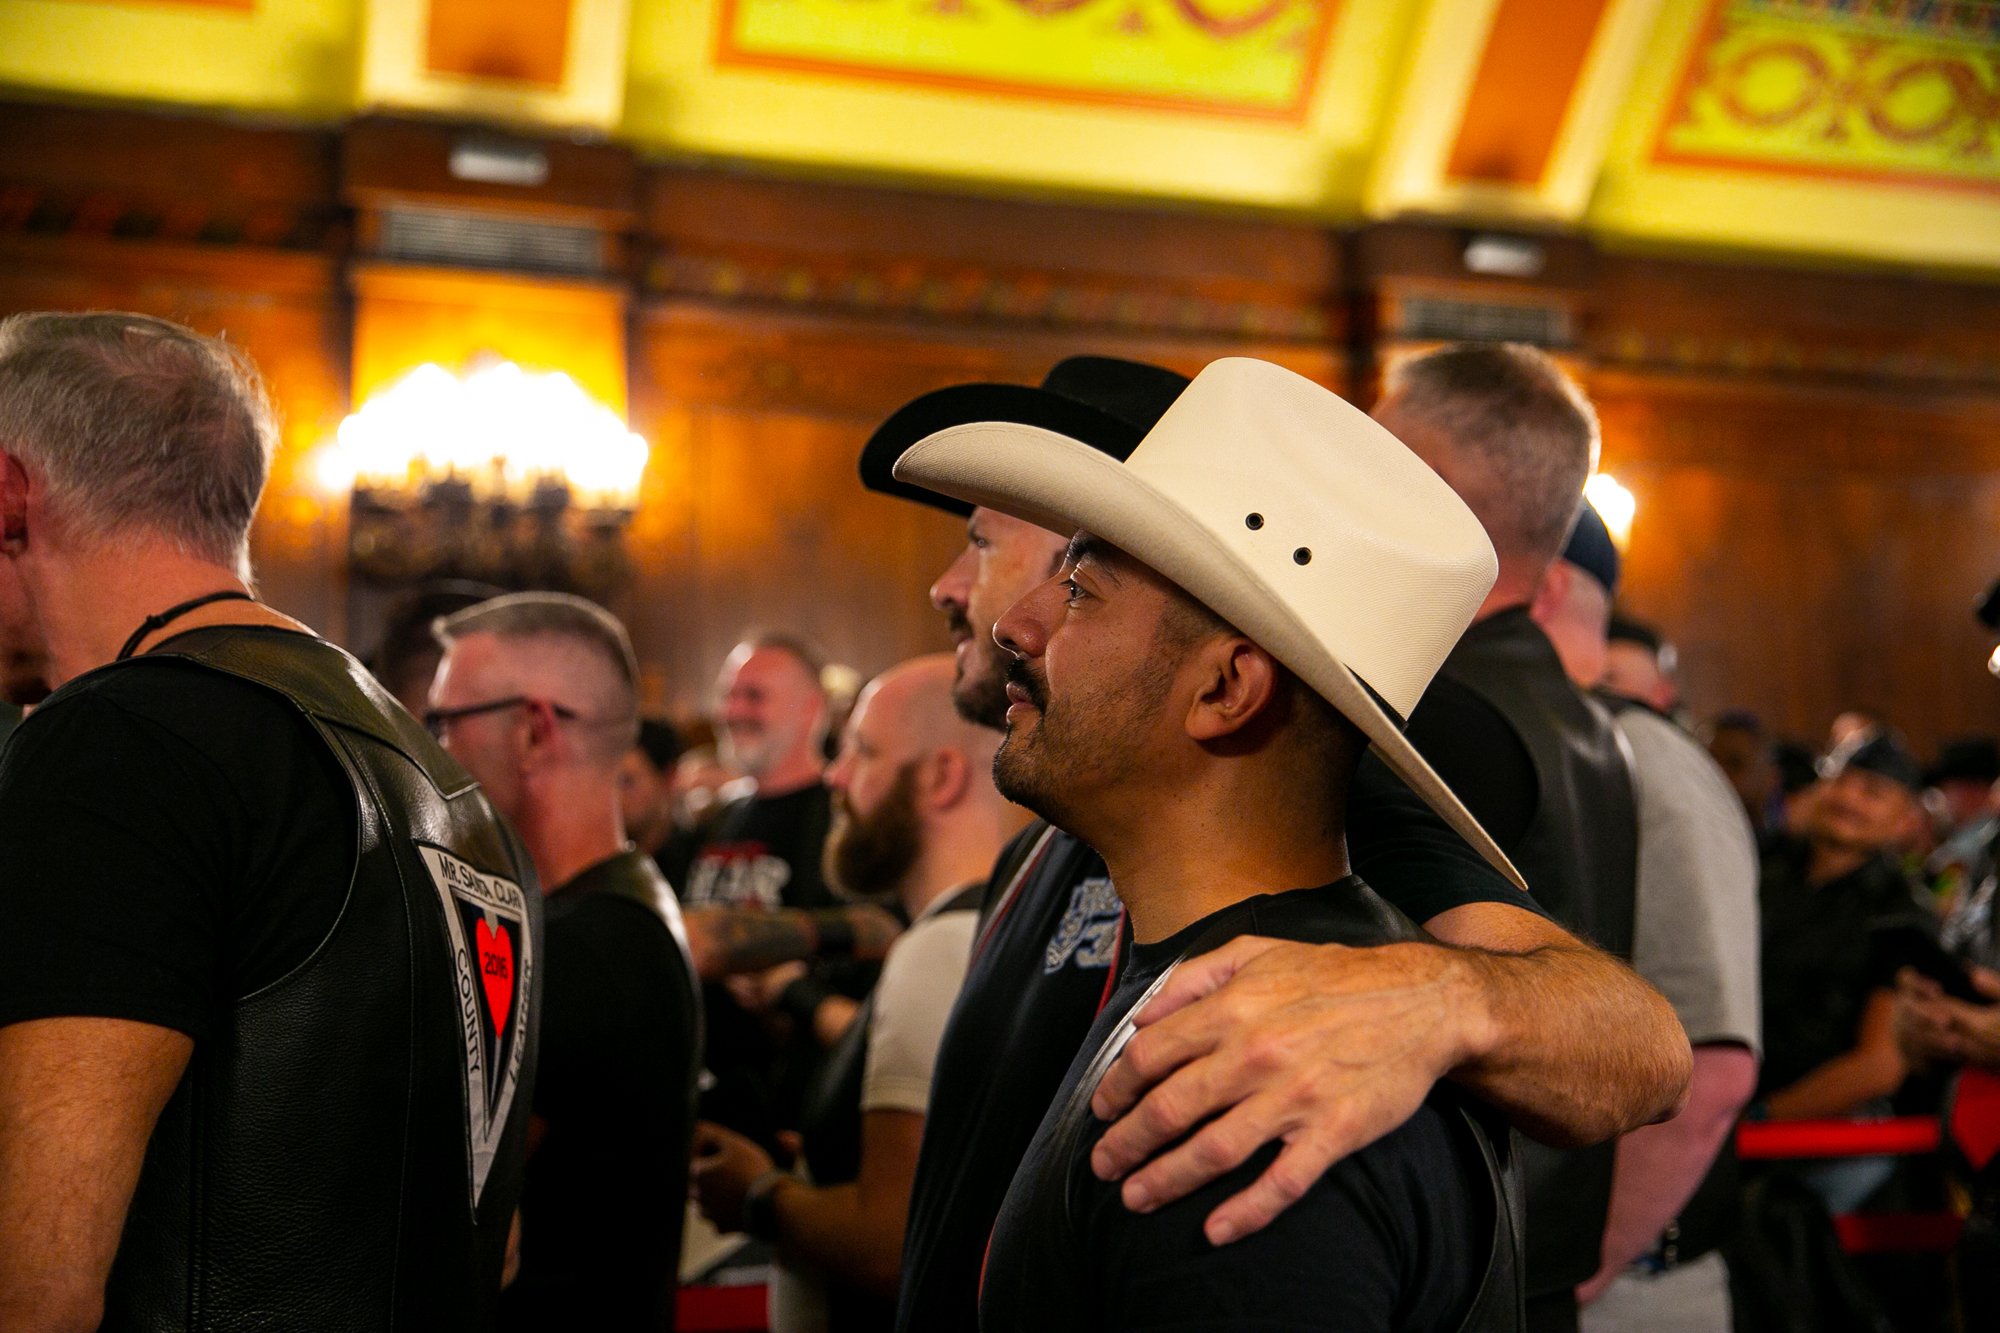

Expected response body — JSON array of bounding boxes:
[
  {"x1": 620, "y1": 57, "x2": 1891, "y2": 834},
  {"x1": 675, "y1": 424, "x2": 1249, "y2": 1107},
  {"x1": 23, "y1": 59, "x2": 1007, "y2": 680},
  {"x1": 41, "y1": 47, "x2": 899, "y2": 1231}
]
[{"x1": 429, "y1": 592, "x2": 703, "y2": 1331}]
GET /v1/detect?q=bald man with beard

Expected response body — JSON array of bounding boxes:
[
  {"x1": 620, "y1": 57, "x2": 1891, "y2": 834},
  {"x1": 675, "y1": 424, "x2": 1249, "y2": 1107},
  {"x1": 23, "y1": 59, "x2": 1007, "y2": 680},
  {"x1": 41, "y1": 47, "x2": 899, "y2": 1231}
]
[{"x1": 692, "y1": 655, "x2": 1021, "y2": 1333}]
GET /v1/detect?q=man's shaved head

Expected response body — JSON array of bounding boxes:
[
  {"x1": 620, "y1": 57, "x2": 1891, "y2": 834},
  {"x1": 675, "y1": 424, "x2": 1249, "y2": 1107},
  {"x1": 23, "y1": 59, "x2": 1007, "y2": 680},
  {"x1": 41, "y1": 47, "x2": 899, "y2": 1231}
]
[{"x1": 431, "y1": 592, "x2": 640, "y2": 766}]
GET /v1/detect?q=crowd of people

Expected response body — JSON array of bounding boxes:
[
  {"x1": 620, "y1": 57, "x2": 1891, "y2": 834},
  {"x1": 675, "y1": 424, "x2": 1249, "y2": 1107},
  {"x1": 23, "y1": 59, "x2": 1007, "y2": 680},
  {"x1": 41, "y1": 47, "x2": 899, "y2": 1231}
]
[{"x1": 0, "y1": 309, "x2": 1991, "y2": 1333}]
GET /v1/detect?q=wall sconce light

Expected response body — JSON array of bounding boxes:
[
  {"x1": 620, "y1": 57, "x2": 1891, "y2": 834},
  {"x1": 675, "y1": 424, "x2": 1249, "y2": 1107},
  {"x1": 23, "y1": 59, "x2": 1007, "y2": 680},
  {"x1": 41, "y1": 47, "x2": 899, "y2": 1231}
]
[
  {"x1": 332, "y1": 360, "x2": 649, "y2": 595},
  {"x1": 1584, "y1": 472, "x2": 1636, "y2": 549}
]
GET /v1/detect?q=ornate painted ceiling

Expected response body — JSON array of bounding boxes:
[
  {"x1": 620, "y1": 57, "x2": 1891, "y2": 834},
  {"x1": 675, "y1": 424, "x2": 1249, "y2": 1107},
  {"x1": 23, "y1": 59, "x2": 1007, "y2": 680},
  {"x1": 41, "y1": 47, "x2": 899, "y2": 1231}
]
[{"x1": 1, "y1": 0, "x2": 1994, "y2": 270}]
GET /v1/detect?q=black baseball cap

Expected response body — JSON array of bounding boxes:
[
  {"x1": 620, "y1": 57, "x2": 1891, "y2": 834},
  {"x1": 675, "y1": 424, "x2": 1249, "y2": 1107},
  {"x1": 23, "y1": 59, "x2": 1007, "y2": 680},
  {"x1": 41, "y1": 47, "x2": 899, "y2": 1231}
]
[
  {"x1": 1829, "y1": 731, "x2": 1924, "y2": 794},
  {"x1": 1560, "y1": 501, "x2": 1621, "y2": 596}
]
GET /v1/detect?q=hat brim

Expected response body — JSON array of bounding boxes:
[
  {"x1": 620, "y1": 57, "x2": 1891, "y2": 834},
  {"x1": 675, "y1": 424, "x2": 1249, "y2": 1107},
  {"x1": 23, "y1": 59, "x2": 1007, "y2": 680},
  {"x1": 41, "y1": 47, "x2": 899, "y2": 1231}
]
[
  {"x1": 860, "y1": 383, "x2": 1147, "y2": 518},
  {"x1": 896, "y1": 422, "x2": 1528, "y2": 894}
]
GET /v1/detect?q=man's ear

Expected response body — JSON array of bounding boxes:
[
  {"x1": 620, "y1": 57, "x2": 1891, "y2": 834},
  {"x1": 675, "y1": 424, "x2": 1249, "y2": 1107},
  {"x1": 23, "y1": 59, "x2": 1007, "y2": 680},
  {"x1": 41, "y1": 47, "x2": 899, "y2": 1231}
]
[
  {"x1": 1184, "y1": 639, "x2": 1278, "y2": 744},
  {"x1": 518, "y1": 700, "x2": 565, "y2": 772},
  {"x1": 922, "y1": 746, "x2": 971, "y2": 812},
  {"x1": 1528, "y1": 558, "x2": 1571, "y2": 628},
  {"x1": 0, "y1": 451, "x2": 30, "y2": 554}
]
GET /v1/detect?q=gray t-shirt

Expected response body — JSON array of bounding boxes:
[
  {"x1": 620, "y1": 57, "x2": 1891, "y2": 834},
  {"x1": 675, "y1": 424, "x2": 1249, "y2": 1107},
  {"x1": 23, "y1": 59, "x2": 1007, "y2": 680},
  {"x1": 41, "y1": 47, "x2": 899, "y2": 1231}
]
[{"x1": 1618, "y1": 708, "x2": 1762, "y2": 1055}]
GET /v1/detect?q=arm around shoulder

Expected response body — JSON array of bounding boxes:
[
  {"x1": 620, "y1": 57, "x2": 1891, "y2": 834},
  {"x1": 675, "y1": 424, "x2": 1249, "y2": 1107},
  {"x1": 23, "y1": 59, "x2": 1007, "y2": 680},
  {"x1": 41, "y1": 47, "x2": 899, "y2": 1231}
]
[{"x1": 1426, "y1": 901, "x2": 1692, "y2": 1144}]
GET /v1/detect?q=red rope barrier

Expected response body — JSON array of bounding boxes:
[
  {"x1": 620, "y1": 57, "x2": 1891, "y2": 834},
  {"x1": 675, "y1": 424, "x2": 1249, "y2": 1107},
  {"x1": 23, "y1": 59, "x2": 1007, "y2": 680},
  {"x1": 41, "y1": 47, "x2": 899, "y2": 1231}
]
[
  {"x1": 1736, "y1": 1116, "x2": 1940, "y2": 1160},
  {"x1": 1833, "y1": 1211, "x2": 1964, "y2": 1255}
]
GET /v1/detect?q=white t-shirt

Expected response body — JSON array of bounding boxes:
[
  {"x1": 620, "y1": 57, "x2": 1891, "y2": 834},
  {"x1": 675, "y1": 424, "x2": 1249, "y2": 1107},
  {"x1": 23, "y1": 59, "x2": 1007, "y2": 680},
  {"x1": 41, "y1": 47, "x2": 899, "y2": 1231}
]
[
  {"x1": 770, "y1": 891, "x2": 978, "y2": 1333},
  {"x1": 862, "y1": 899, "x2": 980, "y2": 1115}
]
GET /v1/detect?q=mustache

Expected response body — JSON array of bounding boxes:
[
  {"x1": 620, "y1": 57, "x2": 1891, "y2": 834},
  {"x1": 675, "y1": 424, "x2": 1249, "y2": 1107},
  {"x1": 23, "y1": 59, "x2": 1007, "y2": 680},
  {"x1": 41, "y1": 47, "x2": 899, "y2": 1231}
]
[
  {"x1": 1004, "y1": 658, "x2": 1047, "y2": 712},
  {"x1": 944, "y1": 605, "x2": 975, "y2": 641}
]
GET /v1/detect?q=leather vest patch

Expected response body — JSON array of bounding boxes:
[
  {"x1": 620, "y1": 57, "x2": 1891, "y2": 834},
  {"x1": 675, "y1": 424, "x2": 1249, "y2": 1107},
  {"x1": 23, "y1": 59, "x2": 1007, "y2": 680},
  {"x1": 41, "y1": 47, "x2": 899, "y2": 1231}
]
[{"x1": 418, "y1": 843, "x2": 534, "y2": 1208}]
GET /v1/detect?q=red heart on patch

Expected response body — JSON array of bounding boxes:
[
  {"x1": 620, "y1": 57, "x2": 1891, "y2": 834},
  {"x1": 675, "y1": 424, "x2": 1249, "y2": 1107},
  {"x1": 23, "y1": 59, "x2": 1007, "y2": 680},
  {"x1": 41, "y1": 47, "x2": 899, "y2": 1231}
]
[{"x1": 475, "y1": 918, "x2": 514, "y2": 1039}]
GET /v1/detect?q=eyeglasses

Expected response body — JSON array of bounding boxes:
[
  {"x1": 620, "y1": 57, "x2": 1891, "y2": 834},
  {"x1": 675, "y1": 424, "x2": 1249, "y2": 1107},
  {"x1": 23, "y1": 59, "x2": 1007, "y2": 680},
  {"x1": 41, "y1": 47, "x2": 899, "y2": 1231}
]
[{"x1": 423, "y1": 695, "x2": 578, "y2": 740}]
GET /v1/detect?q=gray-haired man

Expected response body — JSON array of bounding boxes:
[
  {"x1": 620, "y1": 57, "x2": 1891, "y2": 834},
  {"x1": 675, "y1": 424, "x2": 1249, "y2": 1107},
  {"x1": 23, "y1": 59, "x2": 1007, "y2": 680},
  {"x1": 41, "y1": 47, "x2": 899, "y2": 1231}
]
[
  {"x1": 0, "y1": 311, "x2": 541, "y2": 1331},
  {"x1": 429, "y1": 592, "x2": 702, "y2": 1331}
]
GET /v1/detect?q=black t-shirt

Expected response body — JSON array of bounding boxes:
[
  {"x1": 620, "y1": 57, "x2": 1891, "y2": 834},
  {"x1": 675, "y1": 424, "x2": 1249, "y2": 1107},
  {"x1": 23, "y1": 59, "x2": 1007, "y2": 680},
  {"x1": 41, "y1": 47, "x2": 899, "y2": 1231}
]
[
  {"x1": 682, "y1": 784, "x2": 836, "y2": 911},
  {"x1": 981, "y1": 883, "x2": 1486, "y2": 1332},
  {"x1": 1758, "y1": 835, "x2": 1937, "y2": 1096},
  {"x1": 681, "y1": 782, "x2": 878, "y2": 1135},
  {"x1": 895, "y1": 754, "x2": 1543, "y2": 1333},
  {"x1": 0, "y1": 651, "x2": 354, "y2": 1040},
  {"x1": 501, "y1": 850, "x2": 702, "y2": 1332}
]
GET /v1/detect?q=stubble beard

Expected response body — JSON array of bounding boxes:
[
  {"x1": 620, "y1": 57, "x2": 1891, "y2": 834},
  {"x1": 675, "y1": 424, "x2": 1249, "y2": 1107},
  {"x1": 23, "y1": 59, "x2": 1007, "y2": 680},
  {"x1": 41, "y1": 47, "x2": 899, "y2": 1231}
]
[{"x1": 992, "y1": 655, "x2": 1175, "y2": 838}]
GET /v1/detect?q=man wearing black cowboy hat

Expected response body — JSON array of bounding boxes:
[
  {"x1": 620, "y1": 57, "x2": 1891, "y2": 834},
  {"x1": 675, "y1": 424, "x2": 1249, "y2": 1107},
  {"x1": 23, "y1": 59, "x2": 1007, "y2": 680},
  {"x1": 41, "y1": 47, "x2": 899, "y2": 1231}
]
[{"x1": 860, "y1": 355, "x2": 1689, "y2": 1333}]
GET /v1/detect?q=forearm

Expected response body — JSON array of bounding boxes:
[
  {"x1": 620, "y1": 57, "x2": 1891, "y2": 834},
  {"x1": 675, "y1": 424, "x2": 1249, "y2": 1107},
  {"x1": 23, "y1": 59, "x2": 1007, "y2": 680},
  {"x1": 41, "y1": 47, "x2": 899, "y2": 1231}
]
[
  {"x1": 1767, "y1": 990, "x2": 1905, "y2": 1120},
  {"x1": 1445, "y1": 941, "x2": 1691, "y2": 1146},
  {"x1": 686, "y1": 904, "x2": 902, "y2": 980},
  {"x1": 1765, "y1": 1049, "x2": 1904, "y2": 1120},
  {"x1": 769, "y1": 1180, "x2": 904, "y2": 1297},
  {"x1": 1588, "y1": 1045, "x2": 1757, "y2": 1295}
]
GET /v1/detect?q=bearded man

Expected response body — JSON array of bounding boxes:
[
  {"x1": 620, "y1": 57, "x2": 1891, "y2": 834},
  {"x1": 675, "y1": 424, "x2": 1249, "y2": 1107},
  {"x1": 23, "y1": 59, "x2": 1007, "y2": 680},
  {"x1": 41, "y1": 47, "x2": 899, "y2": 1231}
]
[
  {"x1": 859, "y1": 356, "x2": 1688, "y2": 1333},
  {"x1": 691, "y1": 655, "x2": 1020, "y2": 1333},
  {"x1": 899, "y1": 356, "x2": 1524, "y2": 1327}
]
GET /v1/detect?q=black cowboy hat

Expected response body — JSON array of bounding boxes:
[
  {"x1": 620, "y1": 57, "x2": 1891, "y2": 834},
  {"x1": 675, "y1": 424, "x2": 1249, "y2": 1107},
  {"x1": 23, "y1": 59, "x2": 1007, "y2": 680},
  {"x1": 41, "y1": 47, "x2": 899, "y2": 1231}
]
[{"x1": 857, "y1": 356, "x2": 1190, "y2": 516}]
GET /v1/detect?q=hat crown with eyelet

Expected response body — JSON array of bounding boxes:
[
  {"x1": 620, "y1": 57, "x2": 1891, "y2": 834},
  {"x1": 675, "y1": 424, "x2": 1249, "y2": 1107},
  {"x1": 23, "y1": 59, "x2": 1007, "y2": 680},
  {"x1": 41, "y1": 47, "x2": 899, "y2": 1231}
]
[{"x1": 1118, "y1": 358, "x2": 1495, "y2": 718}]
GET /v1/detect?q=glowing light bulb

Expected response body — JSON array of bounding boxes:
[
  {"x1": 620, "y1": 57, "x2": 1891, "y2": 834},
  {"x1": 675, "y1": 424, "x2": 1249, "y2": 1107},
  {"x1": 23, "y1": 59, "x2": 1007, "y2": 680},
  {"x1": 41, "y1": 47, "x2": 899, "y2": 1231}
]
[{"x1": 1584, "y1": 473, "x2": 1636, "y2": 548}]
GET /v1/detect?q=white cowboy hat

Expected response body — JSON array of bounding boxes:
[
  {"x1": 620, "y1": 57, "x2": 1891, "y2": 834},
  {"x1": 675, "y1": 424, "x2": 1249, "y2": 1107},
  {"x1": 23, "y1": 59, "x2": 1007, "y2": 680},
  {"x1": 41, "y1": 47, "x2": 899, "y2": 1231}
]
[{"x1": 892, "y1": 355, "x2": 1526, "y2": 892}]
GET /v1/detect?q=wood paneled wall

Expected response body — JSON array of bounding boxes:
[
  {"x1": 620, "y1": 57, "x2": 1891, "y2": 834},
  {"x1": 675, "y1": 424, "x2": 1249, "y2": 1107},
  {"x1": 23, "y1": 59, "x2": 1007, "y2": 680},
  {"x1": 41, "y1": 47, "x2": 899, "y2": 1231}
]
[{"x1": 3, "y1": 100, "x2": 1999, "y2": 753}]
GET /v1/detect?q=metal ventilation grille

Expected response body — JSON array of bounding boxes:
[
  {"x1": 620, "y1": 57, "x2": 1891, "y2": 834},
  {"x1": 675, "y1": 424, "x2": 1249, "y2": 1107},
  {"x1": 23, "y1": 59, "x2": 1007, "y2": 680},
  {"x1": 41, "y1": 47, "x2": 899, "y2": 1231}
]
[
  {"x1": 1397, "y1": 295, "x2": 1572, "y2": 348},
  {"x1": 378, "y1": 204, "x2": 605, "y2": 276}
]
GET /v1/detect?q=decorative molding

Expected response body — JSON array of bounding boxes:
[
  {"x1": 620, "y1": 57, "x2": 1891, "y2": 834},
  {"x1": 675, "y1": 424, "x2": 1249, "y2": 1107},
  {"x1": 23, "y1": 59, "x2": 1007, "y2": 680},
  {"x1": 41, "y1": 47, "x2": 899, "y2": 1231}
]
[
  {"x1": 1586, "y1": 324, "x2": 2000, "y2": 389},
  {"x1": 0, "y1": 181, "x2": 337, "y2": 251},
  {"x1": 712, "y1": 0, "x2": 1342, "y2": 123},
  {"x1": 1653, "y1": 0, "x2": 2000, "y2": 194},
  {"x1": 642, "y1": 249, "x2": 1335, "y2": 343}
]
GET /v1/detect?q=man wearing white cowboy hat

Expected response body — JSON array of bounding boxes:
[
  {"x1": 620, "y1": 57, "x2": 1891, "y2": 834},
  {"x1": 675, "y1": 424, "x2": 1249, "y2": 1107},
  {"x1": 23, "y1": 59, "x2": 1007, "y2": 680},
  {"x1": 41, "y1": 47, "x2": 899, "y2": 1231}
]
[
  {"x1": 861, "y1": 355, "x2": 1689, "y2": 1333},
  {"x1": 892, "y1": 356, "x2": 1530, "y2": 1328}
]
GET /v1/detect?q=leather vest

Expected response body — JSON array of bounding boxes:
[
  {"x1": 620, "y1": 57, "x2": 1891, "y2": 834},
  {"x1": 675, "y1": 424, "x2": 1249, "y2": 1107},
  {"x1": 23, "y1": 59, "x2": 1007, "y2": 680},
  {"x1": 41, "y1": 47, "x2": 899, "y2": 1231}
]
[
  {"x1": 1431, "y1": 611, "x2": 1639, "y2": 1300},
  {"x1": 101, "y1": 628, "x2": 542, "y2": 1332},
  {"x1": 997, "y1": 886, "x2": 1523, "y2": 1333}
]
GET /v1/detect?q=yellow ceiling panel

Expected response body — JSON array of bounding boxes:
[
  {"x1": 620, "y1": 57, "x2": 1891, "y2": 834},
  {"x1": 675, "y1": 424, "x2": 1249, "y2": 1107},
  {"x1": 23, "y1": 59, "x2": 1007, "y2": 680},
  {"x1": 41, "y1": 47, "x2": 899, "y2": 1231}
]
[
  {"x1": 0, "y1": 0, "x2": 361, "y2": 116},
  {"x1": 1589, "y1": 0, "x2": 2000, "y2": 272},
  {"x1": 621, "y1": 0, "x2": 1422, "y2": 216}
]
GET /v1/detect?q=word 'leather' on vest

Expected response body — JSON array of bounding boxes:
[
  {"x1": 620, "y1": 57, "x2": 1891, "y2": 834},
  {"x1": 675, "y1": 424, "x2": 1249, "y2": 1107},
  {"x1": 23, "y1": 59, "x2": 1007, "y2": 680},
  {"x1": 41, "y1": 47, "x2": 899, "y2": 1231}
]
[
  {"x1": 1433, "y1": 610, "x2": 1640, "y2": 1301},
  {"x1": 101, "y1": 628, "x2": 542, "y2": 1333},
  {"x1": 1000, "y1": 887, "x2": 1524, "y2": 1333}
]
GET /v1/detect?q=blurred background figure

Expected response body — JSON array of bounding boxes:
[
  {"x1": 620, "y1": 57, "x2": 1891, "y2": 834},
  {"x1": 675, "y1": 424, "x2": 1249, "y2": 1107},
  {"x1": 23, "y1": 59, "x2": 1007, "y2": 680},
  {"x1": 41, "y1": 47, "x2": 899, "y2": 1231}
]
[
  {"x1": 1535, "y1": 502, "x2": 1760, "y2": 1333},
  {"x1": 365, "y1": 579, "x2": 506, "y2": 718},
  {"x1": 1602, "y1": 615, "x2": 1680, "y2": 717},
  {"x1": 1705, "y1": 711, "x2": 1778, "y2": 839},
  {"x1": 1754, "y1": 732, "x2": 1936, "y2": 1211},
  {"x1": 692, "y1": 655, "x2": 1016, "y2": 1333},
  {"x1": 620, "y1": 716, "x2": 686, "y2": 861}
]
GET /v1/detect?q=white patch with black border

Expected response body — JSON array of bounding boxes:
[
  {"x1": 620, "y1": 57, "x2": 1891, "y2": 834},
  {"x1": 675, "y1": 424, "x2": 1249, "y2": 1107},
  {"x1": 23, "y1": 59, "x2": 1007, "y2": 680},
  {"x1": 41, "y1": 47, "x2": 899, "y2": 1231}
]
[{"x1": 418, "y1": 844, "x2": 533, "y2": 1210}]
